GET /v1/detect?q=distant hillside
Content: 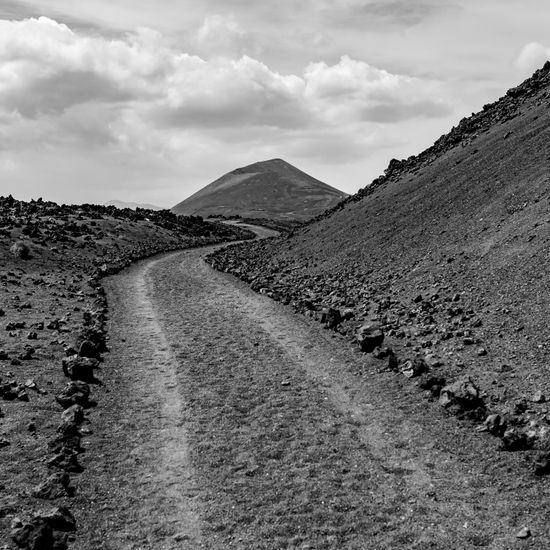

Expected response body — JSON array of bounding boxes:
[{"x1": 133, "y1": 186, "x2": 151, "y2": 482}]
[
  {"x1": 105, "y1": 200, "x2": 163, "y2": 211},
  {"x1": 208, "y1": 63, "x2": 550, "y2": 457},
  {"x1": 172, "y1": 158, "x2": 348, "y2": 221}
]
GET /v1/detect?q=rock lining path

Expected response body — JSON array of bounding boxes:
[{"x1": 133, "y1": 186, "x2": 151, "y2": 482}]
[{"x1": 72, "y1": 238, "x2": 549, "y2": 549}]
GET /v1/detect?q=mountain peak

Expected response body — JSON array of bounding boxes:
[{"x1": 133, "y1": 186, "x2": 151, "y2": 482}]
[
  {"x1": 172, "y1": 158, "x2": 348, "y2": 221},
  {"x1": 233, "y1": 158, "x2": 295, "y2": 175}
]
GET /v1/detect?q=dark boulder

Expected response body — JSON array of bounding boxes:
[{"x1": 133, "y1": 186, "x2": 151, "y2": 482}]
[
  {"x1": 439, "y1": 376, "x2": 486, "y2": 419},
  {"x1": 31, "y1": 473, "x2": 74, "y2": 500},
  {"x1": 11, "y1": 506, "x2": 75, "y2": 550},
  {"x1": 55, "y1": 381, "x2": 91, "y2": 409},
  {"x1": 78, "y1": 340, "x2": 99, "y2": 360},
  {"x1": 10, "y1": 241, "x2": 31, "y2": 260},
  {"x1": 401, "y1": 356, "x2": 429, "y2": 378},
  {"x1": 62, "y1": 355, "x2": 98, "y2": 382},
  {"x1": 500, "y1": 427, "x2": 534, "y2": 451},
  {"x1": 356, "y1": 323, "x2": 384, "y2": 353}
]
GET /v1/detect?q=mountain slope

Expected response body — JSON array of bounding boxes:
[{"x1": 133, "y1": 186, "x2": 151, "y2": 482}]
[
  {"x1": 208, "y1": 63, "x2": 550, "y2": 458},
  {"x1": 172, "y1": 158, "x2": 348, "y2": 221}
]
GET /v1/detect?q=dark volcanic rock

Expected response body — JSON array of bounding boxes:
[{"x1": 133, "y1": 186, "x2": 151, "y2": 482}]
[
  {"x1": 439, "y1": 376, "x2": 486, "y2": 419},
  {"x1": 484, "y1": 414, "x2": 507, "y2": 436},
  {"x1": 533, "y1": 451, "x2": 550, "y2": 476},
  {"x1": 47, "y1": 450, "x2": 83, "y2": 473},
  {"x1": 400, "y1": 356, "x2": 429, "y2": 379},
  {"x1": 10, "y1": 241, "x2": 31, "y2": 260},
  {"x1": 60, "y1": 404, "x2": 84, "y2": 426},
  {"x1": 419, "y1": 375, "x2": 446, "y2": 398},
  {"x1": 11, "y1": 506, "x2": 75, "y2": 550},
  {"x1": 77, "y1": 340, "x2": 100, "y2": 360},
  {"x1": 356, "y1": 323, "x2": 384, "y2": 353},
  {"x1": 62, "y1": 355, "x2": 98, "y2": 382},
  {"x1": 31, "y1": 473, "x2": 74, "y2": 500},
  {"x1": 55, "y1": 381, "x2": 91, "y2": 409},
  {"x1": 500, "y1": 427, "x2": 534, "y2": 452}
]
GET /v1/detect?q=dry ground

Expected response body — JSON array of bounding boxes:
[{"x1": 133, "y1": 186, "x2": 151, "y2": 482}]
[{"x1": 70, "y1": 246, "x2": 550, "y2": 549}]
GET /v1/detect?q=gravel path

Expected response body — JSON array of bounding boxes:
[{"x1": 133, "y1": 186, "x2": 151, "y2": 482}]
[{"x1": 72, "y1": 245, "x2": 550, "y2": 549}]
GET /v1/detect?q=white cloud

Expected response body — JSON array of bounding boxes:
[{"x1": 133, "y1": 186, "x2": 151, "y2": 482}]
[
  {"x1": 0, "y1": 17, "x2": 452, "y2": 149},
  {"x1": 0, "y1": 16, "x2": 456, "y2": 204},
  {"x1": 195, "y1": 14, "x2": 248, "y2": 58},
  {"x1": 515, "y1": 42, "x2": 550, "y2": 76},
  {"x1": 304, "y1": 56, "x2": 451, "y2": 123}
]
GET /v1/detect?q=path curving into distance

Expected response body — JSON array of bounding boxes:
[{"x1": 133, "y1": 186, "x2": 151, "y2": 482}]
[{"x1": 72, "y1": 230, "x2": 550, "y2": 549}]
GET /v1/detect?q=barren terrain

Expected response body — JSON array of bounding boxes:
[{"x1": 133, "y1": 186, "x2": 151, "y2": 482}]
[
  {"x1": 208, "y1": 63, "x2": 550, "y2": 480},
  {"x1": 68, "y1": 246, "x2": 549, "y2": 548},
  {"x1": 0, "y1": 197, "x2": 251, "y2": 549}
]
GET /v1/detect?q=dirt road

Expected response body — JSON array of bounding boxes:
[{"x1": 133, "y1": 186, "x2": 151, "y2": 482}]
[{"x1": 72, "y1": 243, "x2": 550, "y2": 549}]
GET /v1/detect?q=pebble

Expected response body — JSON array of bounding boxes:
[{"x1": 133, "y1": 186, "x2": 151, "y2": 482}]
[{"x1": 532, "y1": 390, "x2": 546, "y2": 404}]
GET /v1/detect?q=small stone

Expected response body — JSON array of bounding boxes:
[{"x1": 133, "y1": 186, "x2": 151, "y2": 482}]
[
  {"x1": 419, "y1": 375, "x2": 446, "y2": 398},
  {"x1": 532, "y1": 391, "x2": 546, "y2": 404},
  {"x1": 39, "y1": 506, "x2": 76, "y2": 532},
  {"x1": 6, "y1": 321, "x2": 25, "y2": 331},
  {"x1": 10, "y1": 241, "x2": 31, "y2": 260},
  {"x1": 484, "y1": 414, "x2": 506, "y2": 436},
  {"x1": 31, "y1": 473, "x2": 73, "y2": 500},
  {"x1": 0, "y1": 438, "x2": 10, "y2": 448},
  {"x1": 17, "y1": 388, "x2": 29, "y2": 402},
  {"x1": 18, "y1": 346, "x2": 35, "y2": 361},
  {"x1": 323, "y1": 308, "x2": 342, "y2": 329},
  {"x1": 387, "y1": 352, "x2": 399, "y2": 371},
  {"x1": 356, "y1": 323, "x2": 384, "y2": 353},
  {"x1": 372, "y1": 346, "x2": 392, "y2": 359},
  {"x1": 516, "y1": 527, "x2": 530, "y2": 539},
  {"x1": 439, "y1": 376, "x2": 486, "y2": 419},
  {"x1": 534, "y1": 451, "x2": 550, "y2": 476},
  {"x1": 400, "y1": 356, "x2": 429, "y2": 379},
  {"x1": 424, "y1": 354, "x2": 443, "y2": 368},
  {"x1": 477, "y1": 348, "x2": 488, "y2": 356},
  {"x1": 78, "y1": 340, "x2": 99, "y2": 359},
  {"x1": 55, "y1": 381, "x2": 91, "y2": 409},
  {"x1": 25, "y1": 379, "x2": 39, "y2": 391},
  {"x1": 62, "y1": 355, "x2": 98, "y2": 382},
  {"x1": 60, "y1": 405, "x2": 84, "y2": 425},
  {"x1": 500, "y1": 427, "x2": 534, "y2": 451},
  {"x1": 47, "y1": 451, "x2": 83, "y2": 473}
]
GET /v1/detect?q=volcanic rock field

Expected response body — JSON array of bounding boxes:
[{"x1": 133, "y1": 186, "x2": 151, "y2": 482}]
[
  {"x1": 1, "y1": 63, "x2": 550, "y2": 550},
  {"x1": 0, "y1": 198, "x2": 251, "y2": 549}
]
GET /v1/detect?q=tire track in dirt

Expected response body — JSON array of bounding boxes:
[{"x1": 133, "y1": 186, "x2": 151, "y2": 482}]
[
  {"x1": 73, "y1": 254, "x2": 203, "y2": 549},
  {"x1": 74, "y1": 245, "x2": 550, "y2": 549}
]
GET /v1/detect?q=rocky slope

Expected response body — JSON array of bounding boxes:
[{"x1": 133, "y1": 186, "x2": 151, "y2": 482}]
[
  {"x1": 208, "y1": 63, "x2": 550, "y2": 470},
  {"x1": 172, "y1": 158, "x2": 348, "y2": 221},
  {"x1": 104, "y1": 200, "x2": 163, "y2": 211},
  {"x1": 0, "y1": 196, "x2": 252, "y2": 550}
]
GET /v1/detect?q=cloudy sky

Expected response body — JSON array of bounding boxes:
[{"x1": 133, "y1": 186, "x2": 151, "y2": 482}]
[{"x1": 0, "y1": 1, "x2": 549, "y2": 207}]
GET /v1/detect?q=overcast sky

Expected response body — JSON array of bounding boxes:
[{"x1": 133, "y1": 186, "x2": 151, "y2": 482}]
[{"x1": 0, "y1": 1, "x2": 549, "y2": 207}]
